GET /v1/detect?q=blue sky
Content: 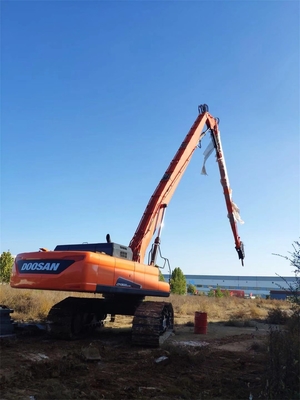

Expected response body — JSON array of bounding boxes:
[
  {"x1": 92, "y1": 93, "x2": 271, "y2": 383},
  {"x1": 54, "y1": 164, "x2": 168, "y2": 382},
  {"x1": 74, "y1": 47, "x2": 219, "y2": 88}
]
[{"x1": 1, "y1": 1, "x2": 299, "y2": 277}]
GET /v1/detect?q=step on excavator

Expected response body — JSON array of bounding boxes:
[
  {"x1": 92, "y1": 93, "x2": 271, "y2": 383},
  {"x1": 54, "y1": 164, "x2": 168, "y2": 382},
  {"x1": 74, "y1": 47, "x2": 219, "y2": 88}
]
[{"x1": 10, "y1": 104, "x2": 245, "y2": 347}]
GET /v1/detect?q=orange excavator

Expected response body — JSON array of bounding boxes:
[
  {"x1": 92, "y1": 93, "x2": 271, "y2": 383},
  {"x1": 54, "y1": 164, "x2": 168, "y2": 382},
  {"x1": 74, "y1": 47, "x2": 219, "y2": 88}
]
[{"x1": 10, "y1": 104, "x2": 244, "y2": 346}]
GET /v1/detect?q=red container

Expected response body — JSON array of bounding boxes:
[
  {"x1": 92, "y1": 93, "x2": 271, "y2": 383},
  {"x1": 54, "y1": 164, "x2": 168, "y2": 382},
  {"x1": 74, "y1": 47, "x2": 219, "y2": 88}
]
[{"x1": 194, "y1": 312, "x2": 207, "y2": 334}]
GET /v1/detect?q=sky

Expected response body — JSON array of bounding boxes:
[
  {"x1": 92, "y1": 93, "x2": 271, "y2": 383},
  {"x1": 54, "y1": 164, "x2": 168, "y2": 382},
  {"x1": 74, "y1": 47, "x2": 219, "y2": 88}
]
[{"x1": 1, "y1": 1, "x2": 299, "y2": 277}]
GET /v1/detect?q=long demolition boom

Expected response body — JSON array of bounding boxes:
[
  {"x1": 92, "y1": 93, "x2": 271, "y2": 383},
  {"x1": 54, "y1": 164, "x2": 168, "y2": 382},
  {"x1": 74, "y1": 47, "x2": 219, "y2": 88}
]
[{"x1": 129, "y1": 104, "x2": 245, "y2": 266}]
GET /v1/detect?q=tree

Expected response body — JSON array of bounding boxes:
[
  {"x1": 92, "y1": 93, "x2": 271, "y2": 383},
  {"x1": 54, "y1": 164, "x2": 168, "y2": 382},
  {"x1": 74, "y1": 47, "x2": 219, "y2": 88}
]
[
  {"x1": 158, "y1": 268, "x2": 166, "y2": 282},
  {"x1": 274, "y1": 239, "x2": 300, "y2": 304},
  {"x1": 187, "y1": 283, "x2": 197, "y2": 295},
  {"x1": 0, "y1": 251, "x2": 14, "y2": 283},
  {"x1": 170, "y1": 267, "x2": 186, "y2": 295}
]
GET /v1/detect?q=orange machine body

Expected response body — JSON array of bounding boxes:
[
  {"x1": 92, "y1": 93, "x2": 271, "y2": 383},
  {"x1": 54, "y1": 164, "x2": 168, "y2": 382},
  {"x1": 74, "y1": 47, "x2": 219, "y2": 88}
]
[{"x1": 11, "y1": 249, "x2": 170, "y2": 297}]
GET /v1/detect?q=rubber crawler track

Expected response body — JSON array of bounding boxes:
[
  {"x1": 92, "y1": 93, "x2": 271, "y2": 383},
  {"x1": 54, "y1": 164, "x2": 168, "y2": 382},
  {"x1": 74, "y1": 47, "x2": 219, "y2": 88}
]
[
  {"x1": 46, "y1": 307, "x2": 74, "y2": 339},
  {"x1": 46, "y1": 297, "x2": 105, "y2": 340},
  {"x1": 132, "y1": 301, "x2": 174, "y2": 347}
]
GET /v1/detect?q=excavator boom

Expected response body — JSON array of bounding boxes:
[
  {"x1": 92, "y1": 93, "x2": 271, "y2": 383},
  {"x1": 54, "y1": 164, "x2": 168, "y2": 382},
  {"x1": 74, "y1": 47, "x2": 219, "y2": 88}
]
[{"x1": 129, "y1": 104, "x2": 244, "y2": 265}]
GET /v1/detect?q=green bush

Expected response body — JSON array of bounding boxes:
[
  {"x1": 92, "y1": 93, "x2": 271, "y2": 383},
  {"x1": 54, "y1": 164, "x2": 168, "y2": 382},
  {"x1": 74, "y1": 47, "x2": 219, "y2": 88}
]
[
  {"x1": 170, "y1": 267, "x2": 186, "y2": 295},
  {"x1": 0, "y1": 251, "x2": 14, "y2": 283},
  {"x1": 187, "y1": 283, "x2": 197, "y2": 295},
  {"x1": 207, "y1": 286, "x2": 226, "y2": 298}
]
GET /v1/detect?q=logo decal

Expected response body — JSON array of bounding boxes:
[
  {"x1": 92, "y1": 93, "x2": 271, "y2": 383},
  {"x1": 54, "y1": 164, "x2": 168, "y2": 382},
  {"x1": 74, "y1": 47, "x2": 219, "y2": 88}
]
[
  {"x1": 115, "y1": 277, "x2": 141, "y2": 289},
  {"x1": 17, "y1": 259, "x2": 75, "y2": 274}
]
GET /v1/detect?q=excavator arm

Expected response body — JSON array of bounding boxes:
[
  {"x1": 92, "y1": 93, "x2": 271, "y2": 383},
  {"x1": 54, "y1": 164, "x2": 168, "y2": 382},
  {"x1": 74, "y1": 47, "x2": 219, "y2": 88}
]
[
  {"x1": 210, "y1": 117, "x2": 245, "y2": 265},
  {"x1": 129, "y1": 104, "x2": 245, "y2": 265}
]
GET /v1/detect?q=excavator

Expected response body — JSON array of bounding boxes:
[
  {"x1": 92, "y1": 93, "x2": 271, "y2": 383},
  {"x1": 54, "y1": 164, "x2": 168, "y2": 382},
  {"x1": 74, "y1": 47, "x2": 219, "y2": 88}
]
[{"x1": 10, "y1": 104, "x2": 244, "y2": 347}]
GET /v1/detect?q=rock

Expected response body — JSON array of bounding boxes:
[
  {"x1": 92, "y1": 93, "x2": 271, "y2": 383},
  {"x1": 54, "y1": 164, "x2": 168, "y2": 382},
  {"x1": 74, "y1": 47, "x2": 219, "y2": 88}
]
[
  {"x1": 81, "y1": 343, "x2": 101, "y2": 361},
  {"x1": 155, "y1": 356, "x2": 169, "y2": 365}
]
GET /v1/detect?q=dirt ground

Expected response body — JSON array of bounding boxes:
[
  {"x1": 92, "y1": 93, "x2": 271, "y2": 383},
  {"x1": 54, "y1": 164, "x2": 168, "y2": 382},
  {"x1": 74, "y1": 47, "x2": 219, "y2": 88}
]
[{"x1": 0, "y1": 315, "x2": 272, "y2": 400}]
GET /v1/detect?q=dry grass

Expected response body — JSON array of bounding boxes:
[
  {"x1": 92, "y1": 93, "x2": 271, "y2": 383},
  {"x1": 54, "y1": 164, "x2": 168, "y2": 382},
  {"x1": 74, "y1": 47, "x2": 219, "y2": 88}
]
[
  {"x1": 0, "y1": 284, "x2": 102, "y2": 322},
  {"x1": 167, "y1": 293, "x2": 291, "y2": 322},
  {"x1": 0, "y1": 285, "x2": 293, "y2": 323}
]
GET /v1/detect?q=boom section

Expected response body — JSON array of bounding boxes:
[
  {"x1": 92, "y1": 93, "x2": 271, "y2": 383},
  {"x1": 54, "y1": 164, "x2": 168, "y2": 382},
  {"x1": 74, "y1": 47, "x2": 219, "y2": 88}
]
[
  {"x1": 212, "y1": 126, "x2": 245, "y2": 264},
  {"x1": 129, "y1": 109, "x2": 218, "y2": 264}
]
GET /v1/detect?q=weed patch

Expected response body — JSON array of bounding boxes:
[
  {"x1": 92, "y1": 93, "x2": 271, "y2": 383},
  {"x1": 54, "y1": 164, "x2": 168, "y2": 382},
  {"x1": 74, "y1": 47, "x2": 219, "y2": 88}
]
[
  {"x1": 266, "y1": 307, "x2": 289, "y2": 325},
  {"x1": 263, "y1": 309, "x2": 300, "y2": 399}
]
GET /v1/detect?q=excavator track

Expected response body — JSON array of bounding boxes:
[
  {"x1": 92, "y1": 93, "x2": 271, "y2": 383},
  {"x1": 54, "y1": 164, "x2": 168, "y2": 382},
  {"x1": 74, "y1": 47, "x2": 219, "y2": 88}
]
[
  {"x1": 46, "y1": 297, "x2": 106, "y2": 340},
  {"x1": 131, "y1": 301, "x2": 174, "y2": 347},
  {"x1": 46, "y1": 297, "x2": 174, "y2": 346},
  {"x1": 46, "y1": 306, "x2": 73, "y2": 339}
]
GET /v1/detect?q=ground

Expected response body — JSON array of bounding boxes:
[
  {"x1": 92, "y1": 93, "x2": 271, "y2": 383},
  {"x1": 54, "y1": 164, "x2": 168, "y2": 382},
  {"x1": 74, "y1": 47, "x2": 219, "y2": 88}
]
[{"x1": 0, "y1": 315, "x2": 271, "y2": 400}]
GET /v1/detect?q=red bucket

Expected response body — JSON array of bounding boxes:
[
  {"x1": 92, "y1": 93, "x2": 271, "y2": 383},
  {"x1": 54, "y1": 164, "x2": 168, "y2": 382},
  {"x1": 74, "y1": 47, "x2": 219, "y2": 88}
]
[{"x1": 194, "y1": 312, "x2": 207, "y2": 334}]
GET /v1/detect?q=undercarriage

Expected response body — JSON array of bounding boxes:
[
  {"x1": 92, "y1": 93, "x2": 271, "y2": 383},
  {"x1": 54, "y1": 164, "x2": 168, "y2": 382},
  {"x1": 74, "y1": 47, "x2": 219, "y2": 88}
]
[{"x1": 46, "y1": 295, "x2": 174, "y2": 347}]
